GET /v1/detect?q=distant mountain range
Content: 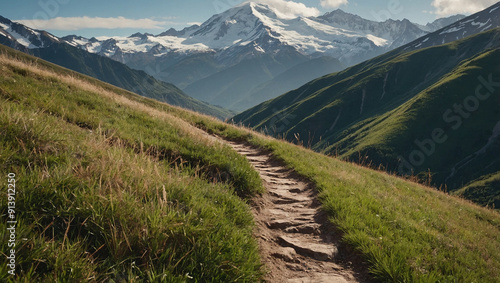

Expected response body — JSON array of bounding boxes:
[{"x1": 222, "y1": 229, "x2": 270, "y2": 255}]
[
  {"x1": 234, "y1": 2, "x2": 500, "y2": 208},
  {"x1": 0, "y1": 16, "x2": 232, "y2": 119},
  {"x1": 58, "y1": 2, "x2": 464, "y2": 111},
  {"x1": 62, "y1": 3, "x2": 464, "y2": 65}
]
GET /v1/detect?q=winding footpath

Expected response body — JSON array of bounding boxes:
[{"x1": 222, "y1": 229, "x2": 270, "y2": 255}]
[{"x1": 224, "y1": 140, "x2": 365, "y2": 282}]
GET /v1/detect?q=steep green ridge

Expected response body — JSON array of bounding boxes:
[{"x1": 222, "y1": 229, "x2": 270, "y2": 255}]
[
  {"x1": 4, "y1": 42, "x2": 232, "y2": 120},
  {"x1": 456, "y1": 172, "x2": 500, "y2": 209},
  {"x1": 0, "y1": 47, "x2": 262, "y2": 281},
  {"x1": 234, "y1": 28, "x2": 500, "y2": 206},
  {"x1": 165, "y1": 110, "x2": 500, "y2": 282}
]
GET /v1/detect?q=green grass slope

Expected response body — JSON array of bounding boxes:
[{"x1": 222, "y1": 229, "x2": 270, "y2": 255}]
[
  {"x1": 456, "y1": 172, "x2": 500, "y2": 209},
  {"x1": 165, "y1": 111, "x2": 500, "y2": 282},
  {"x1": 0, "y1": 40, "x2": 232, "y2": 120},
  {"x1": 0, "y1": 48, "x2": 263, "y2": 281},
  {"x1": 234, "y1": 28, "x2": 500, "y2": 207}
]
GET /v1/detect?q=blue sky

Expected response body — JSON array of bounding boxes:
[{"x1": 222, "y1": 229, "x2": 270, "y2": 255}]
[{"x1": 0, "y1": 0, "x2": 498, "y2": 37}]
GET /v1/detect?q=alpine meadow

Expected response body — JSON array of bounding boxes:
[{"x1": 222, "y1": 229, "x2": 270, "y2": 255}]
[{"x1": 1, "y1": 1, "x2": 500, "y2": 282}]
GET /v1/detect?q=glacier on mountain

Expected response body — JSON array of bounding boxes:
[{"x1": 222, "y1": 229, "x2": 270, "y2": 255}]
[{"x1": 61, "y1": 2, "x2": 450, "y2": 65}]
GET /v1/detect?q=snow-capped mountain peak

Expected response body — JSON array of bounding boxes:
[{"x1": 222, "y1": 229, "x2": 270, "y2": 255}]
[
  {"x1": 2, "y1": 3, "x2": 498, "y2": 113},
  {"x1": 185, "y1": 2, "x2": 275, "y2": 49},
  {"x1": 180, "y1": 2, "x2": 392, "y2": 58},
  {"x1": 0, "y1": 16, "x2": 60, "y2": 49},
  {"x1": 6, "y1": 1, "x2": 486, "y2": 68}
]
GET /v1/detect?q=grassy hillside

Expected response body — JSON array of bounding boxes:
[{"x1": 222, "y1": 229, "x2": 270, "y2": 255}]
[
  {"x1": 0, "y1": 49, "x2": 263, "y2": 281},
  {"x1": 0, "y1": 26, "x2": 232, "y2": 120},
  {"x1": 234, "y1": 28, "x2": 500, "y2": 207},
  {"x1": 456, "y1": 172, "x2": 500, "y2": 209},
  {"x1": 28, "y1": 44, "x2": 233, "y2": 120},
  {"x1": 1, "y1": 45, "x2": 500, "y2": 282},
  {"x1": 173, "y1": 115, "x2": 500, "y2": 282}
]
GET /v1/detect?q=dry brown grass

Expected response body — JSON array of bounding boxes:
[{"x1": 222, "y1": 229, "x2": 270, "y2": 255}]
[{"x1": 0, "y1": 53, "x2": 223, "y2": 149}]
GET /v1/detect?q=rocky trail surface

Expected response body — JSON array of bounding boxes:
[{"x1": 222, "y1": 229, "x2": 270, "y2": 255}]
[{"x1": 223, "y1": 140, "x2": 369, "y2": 283}]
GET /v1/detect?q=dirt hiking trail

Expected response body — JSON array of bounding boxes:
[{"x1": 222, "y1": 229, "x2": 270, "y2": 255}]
[{"x1": 224, "y1": 140, "x2": 370, "y2": 283}]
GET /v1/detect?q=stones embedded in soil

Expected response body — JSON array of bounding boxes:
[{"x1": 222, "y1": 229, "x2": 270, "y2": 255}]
[
  {"x1": 223, "y1": 141, "x2": 359, "y2": 283},
  {"x1": 278, "y1": 235, "x2": 338, "y2": 261}
]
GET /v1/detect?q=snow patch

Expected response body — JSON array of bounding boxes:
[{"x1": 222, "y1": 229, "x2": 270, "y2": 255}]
[
  {"x1": 366, "y1": 34, "x2": 388, "y2": 47},
  {"x1": 71, "y1": 38, "x2": 90, "y2": 46},
  {"x1": 481, "y1": 24, "x2": 493, "y2": 31},
  {"x1": 471, "y1": 19, "x2": 491, "y2": 28},
  {"x1": 0, "y1": 22, "x2": 10, "y2": 30},
  {"x1": 439, "y1": 26, "x2": 463, "y2": 34},
  {"x1": 254, "y1": 44, "x2": 265, "y2": 53},
  {"x1": 0, "y1": 25, "x2": 37, "y2": 48},
  {"x1": 87, "y1": 43, "x2": 102, "y2": 53},
  {"x1": 46, "y1": 33, "x2": 59, "y2": 42}
]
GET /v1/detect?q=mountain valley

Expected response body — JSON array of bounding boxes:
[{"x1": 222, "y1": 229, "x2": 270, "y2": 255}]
[
  {"x1": 60, "y1": 2, "x2": 466, "y2": 110},
  {"x1": 234, "y1": 2, "x2": 500, "y2": 209}
]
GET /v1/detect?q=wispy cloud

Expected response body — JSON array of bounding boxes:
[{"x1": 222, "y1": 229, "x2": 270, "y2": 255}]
[
  {"x1": 16, "y1": 16, "x2": 171, "y2": 31},
  {"x1": 320, "y1": 0, "x2": 349, "y2": 9},
  {"x1": 253, "y1": 0, "x2": 320, "y2": 18},
  {"x1": 431, "y1": 0, "x2": 498, "y2": 16}
]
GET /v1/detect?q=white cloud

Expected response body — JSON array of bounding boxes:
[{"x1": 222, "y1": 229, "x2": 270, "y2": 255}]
[
  {"x1": 431, "y1": 0, "x2": 498, "y2": 16},
  {"x1": 16, "y1": 16, "x2": 170, "y2": 31},
  {"x1": 320, "y1": 0, "x2": 349, "y2": 9},
  {"x1": 252, "y1": 0, "x2": 321, "y2": 18}
]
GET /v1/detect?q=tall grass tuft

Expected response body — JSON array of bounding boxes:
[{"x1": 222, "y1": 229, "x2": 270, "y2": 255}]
[{"x1": 0, "y1": 50, "x2": 263, "y2": 282}]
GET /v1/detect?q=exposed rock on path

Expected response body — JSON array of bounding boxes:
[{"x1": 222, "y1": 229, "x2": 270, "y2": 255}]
[{"x1": 224, "y1": 141, "x2": 365, "y2": 282}]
